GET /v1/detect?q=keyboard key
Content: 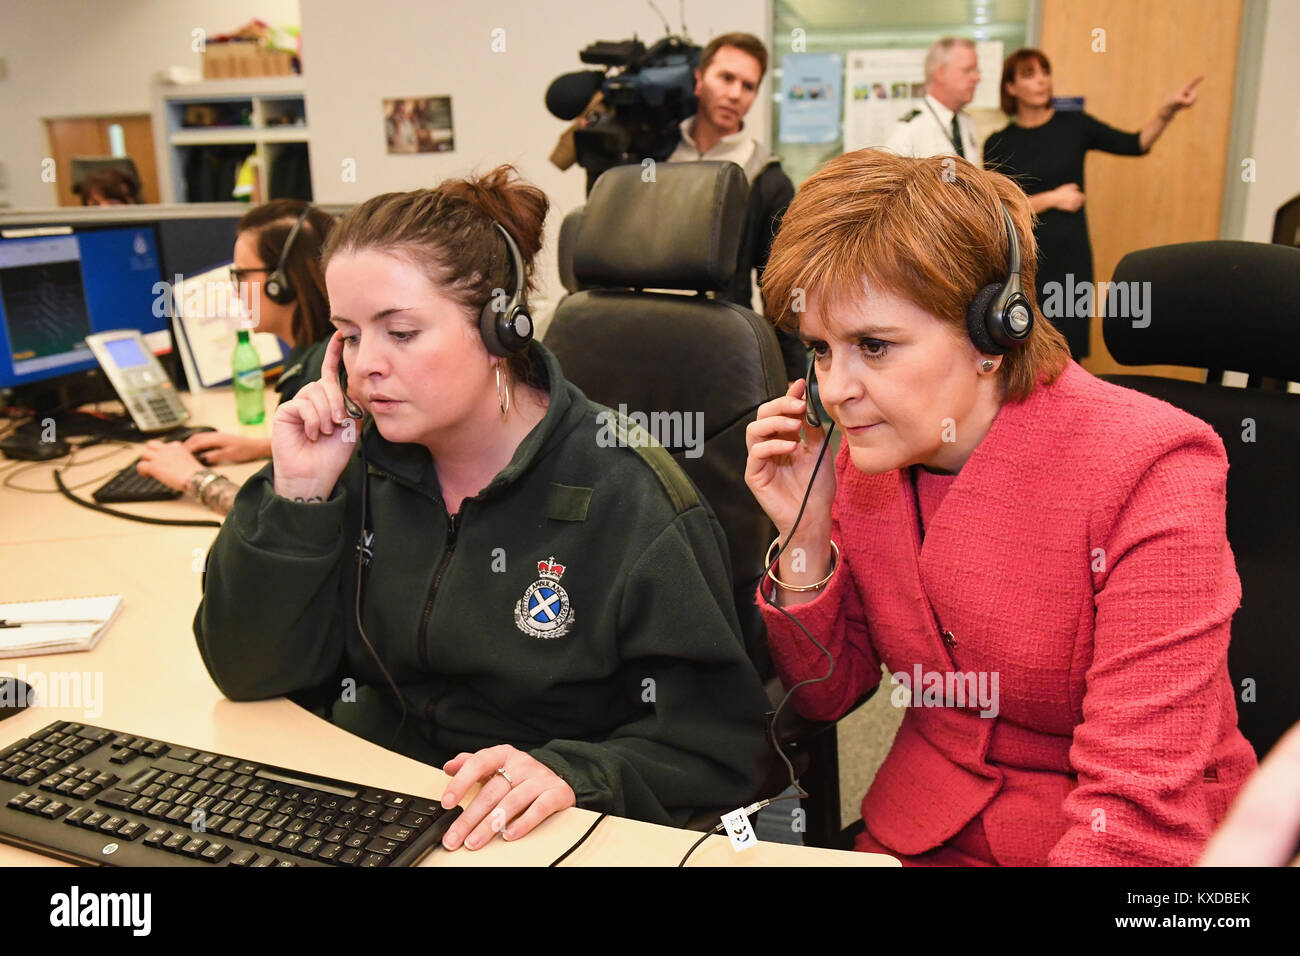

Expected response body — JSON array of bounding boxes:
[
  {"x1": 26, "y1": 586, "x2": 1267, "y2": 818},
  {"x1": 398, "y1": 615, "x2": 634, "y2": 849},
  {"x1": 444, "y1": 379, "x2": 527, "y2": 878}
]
[
  {"x1": 193, "y1": 753, "x2": 217, "y2": 766},
  {"x1": 152, "y1": 756, "x2": 201, "y2": 776},
  {"x1": 274, "y1": 859, "x2": 297, "y2": 867},
  {"x1": 379, "y1": 807, "x2": 401, "y2": 824},
  {"x1": 219, "y1": 819, "x2": 244, "y2": 837},
  {"x1": 17, "y1": 769, "x2": 42, "y2": 785},
  {"x1": 154, "y1": 772, "x2": 176, "y2": 786},
  {"x1": 324, "y1": 827, "x2": 347, "y2": 843},
  {"x1": 344, "y1": 833, "x2": 368, "y2": 849},
  {"x1": 411, "y1": 799, "x2": 441, "y2": 815},
  {"x1": 401, "y1": 812, "x2": 434, "y2": 829},
  {"x1": 165, "y1": 805, "x2": 189, "y2": 822},
  {"x1": 130, "y1": 796, "x2": 153, "y2": 813},
  {"x1": 359, "y1": 789, "x2": 386, "y2": 804},
  {"x1": 338, "y1": 847, "x2": 363, "y2": 865},
  {"x1": 305, "y1": 823, "x2": 327, "y2": 839},
  {"x1": 72, "y1": 783, "x2": 98, "y2": 799},
  {"x1": 111, "y1": 734, "x2": 133, "y2": 748},
  {"x1": 200, "y1": 842, "x2": 230, "y2": 863},
  {"x1": 365, "y1": 837, "x2": 400, "y2": 856},
  {"x1": 230, "y1": 805, "x2": 253, "y2": 819},
  {"x1": 40, "y1": 801, "x2": 71, "y2": 820},
  {"x1": 100, "y1": 814, "x2": 127, "y2": 833},
  {"x1": 284, "y1": 818, "x2": 307, "y2": 834},
  {"x1": 163, "y1": 833, "x2": 188, "y2": 852},
  {"x1": 359, "y1": 853, "x2": 387, "y2": 867},
  {"x1": 127, "y1": 738, "x2": 150, "y2": 752},
  {"x1": 144, "y1": 743, "x2": 167, "y2": 758},
  {"x1": 257, "y1": 828, "x2": 284, "y2": 847},
  {"x1": 92, "y1": 772, "x2": 118, "y2": 787},
  {"x1": 316, "y1": 842, "x2": 344, "y2": 863},
  {"x1": 146, "y1": 800, "x2": 170, "y2": 819},
  {"x1": 268, "y1": 813, "x2": 290, "y2": 829},
  {"x1": 228, "y1": 850, "x2": 258, "y2": 867},
  {"x1": 214, "y1": 757, "x2": 238, "y2": 771},
  {"x1": 109, "y1": 749, "x2": 138, "y2": 764},
  {"x1": 143, "y1": 828, "x2": 170, "y2": 847},
  {"x1": 238, "y1": 824, "x2": 263, "y2": 841},
  {"x1": 181, "y1": 838, "x2": 208, "y2": 858},
  {"x1": 82, "y1": 810, "x2": 107, "y2": 829},
  {"x1": 117, "y1": 821, "x2": 148, "y2": 841},
  {"x1": 65, "y1": 807, "x2": 90, "y2": 825},
  {"x1": 94, "y1": 788, "x2": 135, "y2": 810},
  {"x1": 296, "y1": 838, "x2": 322, "y2": 857},
  {"x1": 75, "y1": 768, "x2": 97, "y2": 781},
  {"x1": 355, "y1": 818, "x2": 378, "y2": 834},
  {"x1": 249, "y1": 855, "x2": 275, "y2": 867},
  {"x1": 277, "y1": 833, "x2": 302, "y2": 852},
  {"x1": 377, "y1": 824, "x2": 416, "y2": 843}
]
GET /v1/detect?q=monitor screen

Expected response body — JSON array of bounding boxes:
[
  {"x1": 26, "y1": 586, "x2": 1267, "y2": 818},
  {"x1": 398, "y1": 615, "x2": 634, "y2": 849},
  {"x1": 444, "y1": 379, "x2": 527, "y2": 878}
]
[{"x1": 0, "y1": 224, "x2": 168, "y2": 390}]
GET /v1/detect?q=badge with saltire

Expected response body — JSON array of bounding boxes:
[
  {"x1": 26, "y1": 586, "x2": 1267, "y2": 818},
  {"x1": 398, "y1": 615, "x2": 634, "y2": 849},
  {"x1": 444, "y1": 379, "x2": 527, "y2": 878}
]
[{"x1": 514, "y1": 556, "x2": 575, "y2": 639}]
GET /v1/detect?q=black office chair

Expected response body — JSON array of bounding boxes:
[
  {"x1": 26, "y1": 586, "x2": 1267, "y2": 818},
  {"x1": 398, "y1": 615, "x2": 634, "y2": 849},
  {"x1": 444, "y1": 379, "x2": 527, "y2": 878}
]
[
  {"x1": 544, "y1": 162, "x2": 865, "y2": 841},
  {"x1": 545, "y1": 161, "x2": 788, "y2": 677},
  {"x1": 1103, "y1": 239, "x2": 1300, "y2": 761}
]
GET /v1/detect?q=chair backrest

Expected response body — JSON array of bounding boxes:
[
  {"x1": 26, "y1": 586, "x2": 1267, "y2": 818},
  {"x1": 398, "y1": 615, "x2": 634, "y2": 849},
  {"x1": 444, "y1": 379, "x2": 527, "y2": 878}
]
[
  {"x1": 1104, "y1": 240, "x2": 1300, "y2": 758},
  {"x1": 544, "y1": 162, "x2": 788, "y2": 677}
]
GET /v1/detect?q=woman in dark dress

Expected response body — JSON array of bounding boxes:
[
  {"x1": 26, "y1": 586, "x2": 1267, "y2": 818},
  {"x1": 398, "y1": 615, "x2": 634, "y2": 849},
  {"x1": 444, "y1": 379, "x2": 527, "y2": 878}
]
[{"x1": 983, "y1": 48, "x2": 1201, "y2": 359}]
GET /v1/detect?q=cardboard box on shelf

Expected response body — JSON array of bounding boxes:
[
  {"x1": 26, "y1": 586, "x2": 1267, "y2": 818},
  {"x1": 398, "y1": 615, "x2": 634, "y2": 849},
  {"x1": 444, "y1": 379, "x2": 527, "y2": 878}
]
[{"x1": 202, "y1": 41, "x2": 296, "y2": 79}]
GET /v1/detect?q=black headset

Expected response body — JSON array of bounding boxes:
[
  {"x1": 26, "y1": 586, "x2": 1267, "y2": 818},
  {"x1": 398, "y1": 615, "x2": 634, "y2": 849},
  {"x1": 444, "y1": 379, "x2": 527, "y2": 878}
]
[
  {"x1": 263, "y1": 206, "x2": 313, "y2": 306},
  {"x1": 478, "y1": 222, "x2": 534, "y2": 356},
  {"x1": 805, "y1": 203, "x2": 1033, "y2": 427}
]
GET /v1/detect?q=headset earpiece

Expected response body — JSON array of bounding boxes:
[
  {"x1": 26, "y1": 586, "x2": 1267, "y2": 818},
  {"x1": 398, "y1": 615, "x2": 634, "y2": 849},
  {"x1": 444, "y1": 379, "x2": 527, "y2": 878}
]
[
  {"x1": 263, "y1": 207, "x2": 312, "y2": 306},
  {"x1": 478, "y1": 222, "x2": 534, "y2": 357},
  {"x1": 967, "y1": 205, "x2": 1034, "y2": 355}
]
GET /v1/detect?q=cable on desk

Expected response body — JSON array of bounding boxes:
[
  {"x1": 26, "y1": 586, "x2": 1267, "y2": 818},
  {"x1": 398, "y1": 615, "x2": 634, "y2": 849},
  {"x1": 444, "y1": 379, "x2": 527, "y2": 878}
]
[
  {"x1": 53, "y1": 468, "x2": 220, "y2": 527},
  {"x1": 548, "y1": 812, "x2": 609, "y2": 867},
  {"x1": 675, "y1": 792, "x2": 805, "y2": 867},
  {"x1": 3, "y1": 441, "x2": 135, "y2": 493}
]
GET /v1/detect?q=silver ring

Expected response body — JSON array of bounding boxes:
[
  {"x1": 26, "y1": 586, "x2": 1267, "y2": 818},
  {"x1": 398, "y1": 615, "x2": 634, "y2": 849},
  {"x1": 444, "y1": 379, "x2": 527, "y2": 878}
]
[{"x1": 496, "y1": 767, "x2": 513, "y2": 787}]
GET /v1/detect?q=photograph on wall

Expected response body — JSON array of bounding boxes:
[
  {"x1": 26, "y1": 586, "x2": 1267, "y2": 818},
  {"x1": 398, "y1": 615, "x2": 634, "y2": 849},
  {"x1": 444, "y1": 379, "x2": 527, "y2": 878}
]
[{"x1": 383, "y1": 96, "x2": 454, "y2": 154}]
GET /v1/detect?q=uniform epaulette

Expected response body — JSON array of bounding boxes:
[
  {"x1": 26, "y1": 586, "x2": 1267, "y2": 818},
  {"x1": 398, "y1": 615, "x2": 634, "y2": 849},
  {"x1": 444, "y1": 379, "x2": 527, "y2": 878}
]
[
  {"x1": 901, "y1": 109, "x2": 921, "y2": 122},
  {"x1": 611, "y1": 414, "x2": 699, "y2": 515}
]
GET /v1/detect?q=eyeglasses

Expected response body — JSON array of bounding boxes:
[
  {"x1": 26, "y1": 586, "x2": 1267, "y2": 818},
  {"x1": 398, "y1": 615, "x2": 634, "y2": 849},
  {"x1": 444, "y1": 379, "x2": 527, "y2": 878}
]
[{"x1": 229, "y1": 266, "x2": 269, "y2": 286}]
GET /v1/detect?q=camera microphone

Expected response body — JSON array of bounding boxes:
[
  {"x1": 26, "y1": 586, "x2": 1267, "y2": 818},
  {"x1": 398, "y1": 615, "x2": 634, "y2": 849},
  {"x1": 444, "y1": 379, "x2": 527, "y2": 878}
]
[{"x1": 545, "y1": 71, "x2": 606, "y2": 120}]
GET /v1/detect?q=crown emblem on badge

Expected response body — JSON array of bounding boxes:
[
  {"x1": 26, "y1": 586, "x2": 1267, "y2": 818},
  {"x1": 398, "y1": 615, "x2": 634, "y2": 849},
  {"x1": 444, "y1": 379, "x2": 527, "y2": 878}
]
[
  {"x1": 516, "y1": 556, "x2": 575, "y2": 639},
  {"x1": 537, "y1": 558, "x2": 565, "y2": 580}
]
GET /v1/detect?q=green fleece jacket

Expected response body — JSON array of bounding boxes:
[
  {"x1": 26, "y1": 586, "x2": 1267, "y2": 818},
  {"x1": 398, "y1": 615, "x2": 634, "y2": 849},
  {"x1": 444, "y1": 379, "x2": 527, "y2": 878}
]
[{"x1": 193, "y1": 343, "x2": 770, "y2": 826}]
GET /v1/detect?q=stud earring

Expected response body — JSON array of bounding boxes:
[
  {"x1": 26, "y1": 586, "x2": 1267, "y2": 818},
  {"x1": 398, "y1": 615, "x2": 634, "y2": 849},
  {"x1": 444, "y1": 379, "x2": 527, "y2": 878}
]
[{"x1": 980, "y1": 359, "x2": 996, "y2": 373}]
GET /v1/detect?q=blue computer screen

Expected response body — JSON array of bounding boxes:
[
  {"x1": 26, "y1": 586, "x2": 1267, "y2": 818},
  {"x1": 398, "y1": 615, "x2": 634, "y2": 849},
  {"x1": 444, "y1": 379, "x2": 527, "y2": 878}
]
[{"x1": 0, "y1": 224, "x2": 167, "y2": 389}]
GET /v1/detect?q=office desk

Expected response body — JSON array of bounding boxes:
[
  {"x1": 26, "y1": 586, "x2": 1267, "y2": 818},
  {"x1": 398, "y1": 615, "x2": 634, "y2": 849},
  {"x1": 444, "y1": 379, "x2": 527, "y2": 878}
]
[{"x1": 0, "y1": 391, "x2": 896, "y2": 867}]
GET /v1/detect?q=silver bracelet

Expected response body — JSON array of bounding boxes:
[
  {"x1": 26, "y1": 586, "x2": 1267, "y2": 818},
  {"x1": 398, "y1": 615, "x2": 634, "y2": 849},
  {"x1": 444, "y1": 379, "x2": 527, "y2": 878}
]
[{"x1": 189, "y1": 470, "x2": 221, "y2": 500}]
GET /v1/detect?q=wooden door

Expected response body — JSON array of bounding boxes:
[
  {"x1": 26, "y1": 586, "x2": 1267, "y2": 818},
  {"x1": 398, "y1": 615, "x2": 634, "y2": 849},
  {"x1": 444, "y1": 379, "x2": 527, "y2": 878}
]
[
  {"x1": 44, "y1": 114, "x2": 160, "y2": 206},
  {"x1": 1039, "y1": 0, "x2": 1243, "y2": 381}
]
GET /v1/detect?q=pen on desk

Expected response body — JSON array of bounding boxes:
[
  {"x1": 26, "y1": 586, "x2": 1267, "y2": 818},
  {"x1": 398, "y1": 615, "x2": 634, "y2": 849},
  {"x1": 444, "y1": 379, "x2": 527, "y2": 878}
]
[{"x1": 0, "y1": 619, "x2": 106, "y2": 629}]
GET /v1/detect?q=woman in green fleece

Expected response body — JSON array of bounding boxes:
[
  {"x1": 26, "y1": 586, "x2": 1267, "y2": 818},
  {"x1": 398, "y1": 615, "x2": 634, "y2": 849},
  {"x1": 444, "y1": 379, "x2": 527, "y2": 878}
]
[{"x1": 194, "y1": 166, "x2": 771, "y2": 853}]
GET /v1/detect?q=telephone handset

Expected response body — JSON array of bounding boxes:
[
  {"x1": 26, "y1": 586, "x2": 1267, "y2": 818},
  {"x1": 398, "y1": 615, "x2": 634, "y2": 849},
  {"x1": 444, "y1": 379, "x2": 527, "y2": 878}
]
[{"x1": 84, "y1": 329, "x2": 189, "y2": 433}]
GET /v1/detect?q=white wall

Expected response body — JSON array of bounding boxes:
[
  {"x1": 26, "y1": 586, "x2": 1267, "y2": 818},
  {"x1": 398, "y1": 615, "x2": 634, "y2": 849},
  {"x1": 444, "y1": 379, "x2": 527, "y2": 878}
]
[
  {"x1": 0, "y1": 0, "x2": 303, "y2": 208},
  {"x1": 1239, "y1": 0, "x2": 1300, "y2": 242},
  {"x1": 299, "y1": 0, "x2": 770, "y2": 311}
]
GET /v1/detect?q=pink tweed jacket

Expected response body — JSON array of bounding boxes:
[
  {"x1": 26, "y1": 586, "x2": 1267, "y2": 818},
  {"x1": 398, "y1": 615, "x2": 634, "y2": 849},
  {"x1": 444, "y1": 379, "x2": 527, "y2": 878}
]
[{"x1": 758, "y1": 361, "x2": 1257, "y2": 865}]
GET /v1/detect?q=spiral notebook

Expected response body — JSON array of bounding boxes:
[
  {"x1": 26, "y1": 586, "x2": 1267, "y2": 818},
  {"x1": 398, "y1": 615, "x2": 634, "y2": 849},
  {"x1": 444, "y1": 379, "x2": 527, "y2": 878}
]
[{"x1": 0, "y1": 595, "x2": 122, "y2": 658}]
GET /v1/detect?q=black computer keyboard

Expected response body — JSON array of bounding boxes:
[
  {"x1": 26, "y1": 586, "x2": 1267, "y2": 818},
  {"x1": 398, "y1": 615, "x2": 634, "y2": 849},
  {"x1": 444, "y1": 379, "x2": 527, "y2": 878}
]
[
  {"x1": 92, "y1": 462, "x2": 181, "y2": 503},
  {"x1": 0, "y1": 721, "x2": 460, "y2": 867}
]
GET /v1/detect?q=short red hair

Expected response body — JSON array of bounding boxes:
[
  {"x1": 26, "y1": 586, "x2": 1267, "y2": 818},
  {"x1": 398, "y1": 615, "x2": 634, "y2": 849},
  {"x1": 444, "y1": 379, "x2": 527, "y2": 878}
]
[{"x1": 762, "y1": 149, "x2": 1070, "y2": 403}]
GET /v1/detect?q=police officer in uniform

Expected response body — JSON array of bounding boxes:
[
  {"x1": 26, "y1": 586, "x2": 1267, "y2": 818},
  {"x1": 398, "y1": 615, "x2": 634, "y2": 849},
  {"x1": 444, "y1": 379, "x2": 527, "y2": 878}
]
[{"x1": 883, "y1": 37, "x2": 982, "y2": 164}]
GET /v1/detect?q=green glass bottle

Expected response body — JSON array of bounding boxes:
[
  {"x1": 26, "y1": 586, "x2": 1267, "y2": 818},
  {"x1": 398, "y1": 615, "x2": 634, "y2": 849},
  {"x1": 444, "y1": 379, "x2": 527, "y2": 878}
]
[{"x1": 232, "y1": 329, "x2": 265, "y2": 425}]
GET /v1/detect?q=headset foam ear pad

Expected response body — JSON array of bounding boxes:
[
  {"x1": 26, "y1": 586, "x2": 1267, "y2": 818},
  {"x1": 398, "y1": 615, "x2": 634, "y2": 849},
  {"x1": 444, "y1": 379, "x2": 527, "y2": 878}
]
[{"x1": 966, "y1": 282, "x2": 1007, "y2": 355}]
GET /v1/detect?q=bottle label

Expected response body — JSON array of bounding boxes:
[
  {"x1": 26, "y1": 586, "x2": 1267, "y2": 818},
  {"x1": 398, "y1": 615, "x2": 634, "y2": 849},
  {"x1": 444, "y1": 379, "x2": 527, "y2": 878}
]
[{"x1": 234, "y1": 369, "x2": 264, "y2": 390}]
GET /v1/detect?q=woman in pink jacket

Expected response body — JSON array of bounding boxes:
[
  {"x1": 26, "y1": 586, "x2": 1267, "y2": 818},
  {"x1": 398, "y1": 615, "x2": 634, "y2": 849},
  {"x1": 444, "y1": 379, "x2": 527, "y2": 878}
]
[{"x1": 745, "y1": 148, "x2": 1256, "y2": 866}]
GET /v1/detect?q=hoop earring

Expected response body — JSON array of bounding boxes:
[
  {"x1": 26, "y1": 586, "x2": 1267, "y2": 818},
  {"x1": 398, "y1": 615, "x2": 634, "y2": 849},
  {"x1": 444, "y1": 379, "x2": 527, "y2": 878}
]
[{"x1": 496, "y1": 362, "x2": 511, "y2": 418}]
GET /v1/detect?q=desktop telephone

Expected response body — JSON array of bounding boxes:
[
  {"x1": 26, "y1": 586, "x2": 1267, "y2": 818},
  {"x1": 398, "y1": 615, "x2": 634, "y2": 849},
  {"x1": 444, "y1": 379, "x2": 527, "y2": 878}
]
[{"x1": 84, "y1": 329, "x2": 189, "y2": 434}]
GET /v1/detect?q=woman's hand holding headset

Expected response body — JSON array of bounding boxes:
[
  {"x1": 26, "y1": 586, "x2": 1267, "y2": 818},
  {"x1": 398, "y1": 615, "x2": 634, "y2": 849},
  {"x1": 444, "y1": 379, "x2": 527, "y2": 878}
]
[
  {"x1": 272, "y1": 332, "x2": 362, "y2": 502},
  {"x1": 745, "y1": 377, "x2": 838, "y2": 602}
]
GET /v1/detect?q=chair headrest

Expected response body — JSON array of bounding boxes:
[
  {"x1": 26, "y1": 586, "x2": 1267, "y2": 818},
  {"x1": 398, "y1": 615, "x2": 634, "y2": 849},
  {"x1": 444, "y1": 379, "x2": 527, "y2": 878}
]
[
  {"x1": 1104, "y1": 241, "x2": 1300, "y2": 381},
  {"x1": 572, "y1": 161, "x2": 749, "y2": 292},
  {"x1": 557, "y1": 207, "x2": 585, "y2": 294}
]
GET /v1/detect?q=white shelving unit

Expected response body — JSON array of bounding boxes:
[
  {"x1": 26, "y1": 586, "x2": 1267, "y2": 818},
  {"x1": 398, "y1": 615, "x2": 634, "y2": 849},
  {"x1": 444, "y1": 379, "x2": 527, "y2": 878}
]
[{"x1": 151, "y1": 76, "x2": 309, "y2": 203}]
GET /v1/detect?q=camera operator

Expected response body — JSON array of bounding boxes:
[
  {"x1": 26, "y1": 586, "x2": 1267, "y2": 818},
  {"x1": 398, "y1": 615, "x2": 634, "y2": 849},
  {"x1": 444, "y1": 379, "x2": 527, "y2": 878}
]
[{"x1": 668, "y1": 32, "x2": 803, "y2": 381}]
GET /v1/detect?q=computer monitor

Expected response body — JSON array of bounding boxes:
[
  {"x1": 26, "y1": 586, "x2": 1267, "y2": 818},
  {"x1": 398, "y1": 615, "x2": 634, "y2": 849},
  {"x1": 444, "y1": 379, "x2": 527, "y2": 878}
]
[{"x1": 0, "y1": 223, "x2": 169, "y2": 410}]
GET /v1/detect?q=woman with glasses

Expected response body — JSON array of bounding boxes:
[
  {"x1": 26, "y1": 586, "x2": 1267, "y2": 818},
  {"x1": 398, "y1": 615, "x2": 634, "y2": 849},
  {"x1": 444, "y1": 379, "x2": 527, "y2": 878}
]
[{"x1": 137, "y1": 200, "x2": 336, "y2": 513}]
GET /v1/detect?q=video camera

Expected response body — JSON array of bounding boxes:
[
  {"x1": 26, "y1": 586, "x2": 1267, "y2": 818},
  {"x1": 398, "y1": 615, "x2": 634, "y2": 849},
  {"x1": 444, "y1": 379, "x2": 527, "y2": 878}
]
[{"x1": 546, "y1": 34, "x2": 701, "y2": 191}]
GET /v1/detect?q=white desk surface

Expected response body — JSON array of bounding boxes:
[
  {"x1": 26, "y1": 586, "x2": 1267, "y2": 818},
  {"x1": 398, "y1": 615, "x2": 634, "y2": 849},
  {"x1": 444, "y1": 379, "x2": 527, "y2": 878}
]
[{"x1": 0, "y1": 390, "x2": 896, "y2": 867}]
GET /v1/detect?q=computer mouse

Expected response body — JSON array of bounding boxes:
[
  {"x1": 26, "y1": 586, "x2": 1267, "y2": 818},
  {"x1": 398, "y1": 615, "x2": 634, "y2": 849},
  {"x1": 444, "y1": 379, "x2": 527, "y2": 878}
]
[
  {"x1": 0, "y1": 677, "x2": 34, "y2": 720},
  {"x1": 0, "y1": 432, "x2": 70, "y2": 461}
]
